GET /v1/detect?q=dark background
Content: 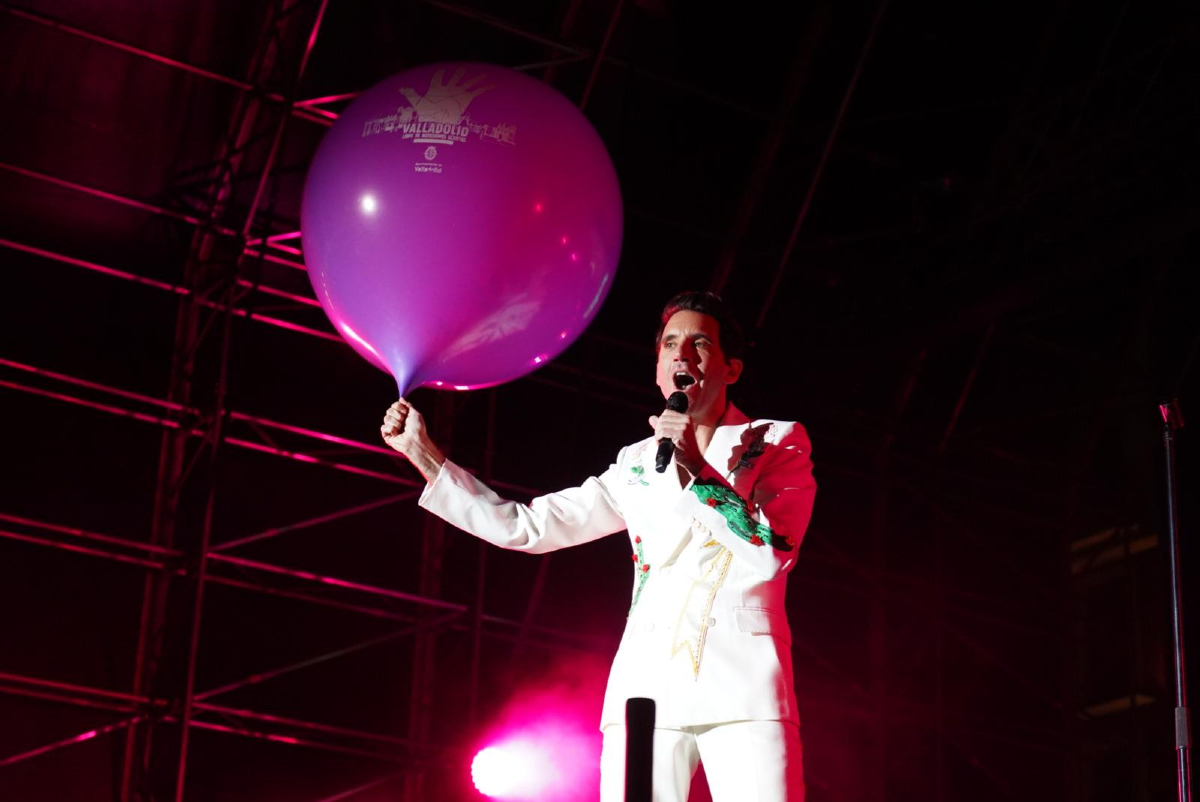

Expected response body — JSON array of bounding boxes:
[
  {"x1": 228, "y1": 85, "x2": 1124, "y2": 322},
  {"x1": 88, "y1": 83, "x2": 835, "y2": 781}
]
[{"x1": 1, "y1": 0, "x2": 1198, "y2": 800}]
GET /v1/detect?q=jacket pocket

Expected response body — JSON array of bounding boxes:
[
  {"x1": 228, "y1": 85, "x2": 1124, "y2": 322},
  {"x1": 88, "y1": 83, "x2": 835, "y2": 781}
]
[{"x1": 734, "y1": 606, "x2": 792, "y2": 646}]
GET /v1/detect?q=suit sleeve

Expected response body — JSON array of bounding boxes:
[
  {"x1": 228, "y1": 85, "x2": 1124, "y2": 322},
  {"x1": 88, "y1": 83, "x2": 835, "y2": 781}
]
[
  {"x1": 675, "y1": 423, "x2": 816, "y2": 580},
  {"x1": 417, "y1": 454, "x2": 627, "y2": 555}
]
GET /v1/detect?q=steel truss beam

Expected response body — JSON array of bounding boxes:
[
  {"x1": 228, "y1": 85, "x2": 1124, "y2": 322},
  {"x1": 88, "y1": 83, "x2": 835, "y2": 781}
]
[
  {"x1": 0, "y1": 4, "x2": 1109, "y2": 798},
  {"x1": 2, "y1": 0, "x2": 785, "y2": 134},
  {"x1": 0, "y1": 501, "x2": 1081, "y2": 758},
  {"x1": 0, "y1": 355, "x2": 1072, "y2": 638},
  {"x1": 0, "y1": 510, "x2": 615, "y2": 651},
  {"x1": 1, "y1": 222, "x2": 1080, "y2": 511},
  {"x1": 0, "y1": 652, "x2": 1078, "y2": 773},
  {"x1": 0, "y1": 3, "x2": 333, "y2": 128},
  {"x1": 754, "y1": 0, "x2": 891, "y2": 333}
]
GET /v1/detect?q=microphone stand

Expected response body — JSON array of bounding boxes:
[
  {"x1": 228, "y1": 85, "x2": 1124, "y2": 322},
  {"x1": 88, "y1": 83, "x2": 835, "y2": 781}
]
[{"x1": 1161, "y1": 399, "x2": 1191, "y2": 802}]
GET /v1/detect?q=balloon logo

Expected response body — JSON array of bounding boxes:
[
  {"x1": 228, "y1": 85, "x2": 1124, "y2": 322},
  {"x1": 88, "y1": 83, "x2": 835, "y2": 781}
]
[{"x1": 301, "y1": 63, "x2": 623, "y2": 394}]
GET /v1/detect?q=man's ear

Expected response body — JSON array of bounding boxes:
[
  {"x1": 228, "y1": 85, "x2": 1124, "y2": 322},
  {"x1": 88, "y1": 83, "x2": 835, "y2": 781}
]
[{"x1": 726, "y1": 358, "x2": 744, "y2": 384}]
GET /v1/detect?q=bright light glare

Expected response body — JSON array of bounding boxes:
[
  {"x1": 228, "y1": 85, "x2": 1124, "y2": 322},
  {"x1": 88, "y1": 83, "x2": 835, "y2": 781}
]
[
  {"x1": 360, "y1": 194, "x2": 378, "y2": 214},
  {"x1": 472, "y1": 744, "x2": 550, "y2": 797},
  {"x1": 469, "y1": 702, "x2": 601, "y2": 802}
]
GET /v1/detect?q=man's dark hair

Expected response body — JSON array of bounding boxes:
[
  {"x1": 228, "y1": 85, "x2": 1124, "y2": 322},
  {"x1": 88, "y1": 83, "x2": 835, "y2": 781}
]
[{"x1": 655, "y1": 290, "x2": 746, "y2": 362}]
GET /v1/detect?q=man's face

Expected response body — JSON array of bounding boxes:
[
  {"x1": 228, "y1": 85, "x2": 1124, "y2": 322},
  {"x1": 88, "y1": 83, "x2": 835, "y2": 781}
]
[{"x1": 655, "y1": 310, "x2": 743, "y2": 419}]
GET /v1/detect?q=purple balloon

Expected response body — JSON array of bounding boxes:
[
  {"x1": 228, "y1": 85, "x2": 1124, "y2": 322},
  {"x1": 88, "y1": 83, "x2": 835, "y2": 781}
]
[{"x1": 302, "y1": 62, "x2": 623, "y2": 394}]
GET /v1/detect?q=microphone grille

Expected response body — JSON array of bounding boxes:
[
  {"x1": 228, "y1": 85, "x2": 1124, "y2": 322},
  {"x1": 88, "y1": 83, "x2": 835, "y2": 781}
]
[{"x1": 666, "y1": 391, "x2": 689, "y2": 413}]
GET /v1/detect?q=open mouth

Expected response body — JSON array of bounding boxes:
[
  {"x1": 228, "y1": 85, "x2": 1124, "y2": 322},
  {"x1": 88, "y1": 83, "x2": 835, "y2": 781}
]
[{"x1": 673, "y1": 372, "x2": 697, "y2": 389}]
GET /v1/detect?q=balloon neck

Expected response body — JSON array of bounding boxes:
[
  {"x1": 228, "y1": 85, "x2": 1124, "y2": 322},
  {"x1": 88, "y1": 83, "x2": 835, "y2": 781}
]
[{"x1": 394, "y1": 364, "x2": 424, "y2": 397}]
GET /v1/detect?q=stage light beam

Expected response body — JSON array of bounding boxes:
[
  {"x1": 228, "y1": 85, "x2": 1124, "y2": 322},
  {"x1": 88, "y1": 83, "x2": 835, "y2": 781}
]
[{"x1": 472, "y1": 743, "x2": 552, "y2": 798}]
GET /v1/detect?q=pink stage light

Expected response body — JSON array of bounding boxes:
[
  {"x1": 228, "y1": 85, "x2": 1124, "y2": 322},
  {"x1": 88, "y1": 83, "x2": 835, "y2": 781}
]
[
  {"x1": 470, "y1": 727, "x2": 598, "y2": 800},
  {"x1": 470, "y1": 653, "x2": 606, "y2": 800},
  {"x1": 472, "y1": 743, "x2": 552, "y2": 797}
]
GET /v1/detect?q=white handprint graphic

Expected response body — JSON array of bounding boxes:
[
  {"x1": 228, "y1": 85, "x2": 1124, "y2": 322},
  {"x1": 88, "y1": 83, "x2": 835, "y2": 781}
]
[{"x1": 399, "y1": 67, "x2": 495, "y2": 126}]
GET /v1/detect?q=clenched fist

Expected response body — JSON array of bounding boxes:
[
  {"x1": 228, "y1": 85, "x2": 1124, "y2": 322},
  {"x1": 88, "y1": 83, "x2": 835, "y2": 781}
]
[
  {"x1": 381, "y1": 399, "x2": 445, "y2": 483},
  {"x1": 648, "y1": 408, "x2": 704, "y2": 478}
]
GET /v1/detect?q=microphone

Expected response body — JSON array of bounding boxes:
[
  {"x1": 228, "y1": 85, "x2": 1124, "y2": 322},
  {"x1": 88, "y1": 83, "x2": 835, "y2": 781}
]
[
  {"x1": 655, "y1": 391, "x2": 689, "y2": 473},
  {"x1": 624, "y1": 697, "x2": 656, "y2": 802}
]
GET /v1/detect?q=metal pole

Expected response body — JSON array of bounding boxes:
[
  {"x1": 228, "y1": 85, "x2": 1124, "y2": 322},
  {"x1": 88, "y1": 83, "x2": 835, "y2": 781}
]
[
  {"x1": 754, "y1": 0, "x2": 891, "y2": 332},
  {"x1": 1161, "y1": 399, "x2": 1191, "y2": 802},
  {"x1": 171, "y1": 279, "x2": 236, "y2": 802},
  {"x1": 577, "y1": 0, "x2": 624, "y2": 111},
  {"x1": 710, "y1": 2, "x2": 828, "y2": 294}
]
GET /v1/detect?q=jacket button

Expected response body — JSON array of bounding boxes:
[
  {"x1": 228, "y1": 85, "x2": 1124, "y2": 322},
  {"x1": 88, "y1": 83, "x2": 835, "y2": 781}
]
[
  {"x1": 645, "y1": 622, "x2": 656, "y2": 632},
  {"x1": 707, "y1": 617, "x2": 717, "y2": 628}
]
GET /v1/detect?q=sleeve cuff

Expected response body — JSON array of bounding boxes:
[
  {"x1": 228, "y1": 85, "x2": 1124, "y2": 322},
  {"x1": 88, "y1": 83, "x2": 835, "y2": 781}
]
[{"x1": 417, "y1": 458, "x2": 453, "y2": 509}]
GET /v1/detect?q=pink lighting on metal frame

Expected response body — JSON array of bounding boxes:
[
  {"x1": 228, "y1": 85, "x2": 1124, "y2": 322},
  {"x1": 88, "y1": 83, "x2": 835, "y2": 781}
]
[
  {"x1": 308, "y1": 771, "x2": 407, "y2": 802},
  {"x1": 194, "y1": 701, "x2": 420, "y2": 749},
  {"x1": 0, "y1": 682, "x2": 135, "y2": 715},
  {"x1": 0, "y1": 357, "x2": 187, "y2": 413},
  {"x1": 0, "y1": 3, "x2": 626, "y2": 773},
  {"x1": 0, "y1": 717, "x2": 144, "y2": 768},
  {"x1": 0, "y1": 372, "x2": 417, "y2": 486},
  {"x1": 245, "y1": 231, "x2": 303, "y2": 248},
  {"x1": 228, "y1": 413, "x2": 396, "y2": 457},
  {"x1": 0, "y1": 671, "x2": 150, "y2": 706},
  {"x1": 187, "y1": 720, "x2": 398, "y2": 763},
  {"x1": 206, "y1": 553, "x2": 468, "y2": 612},
  {"x1": 222, "y1": 438, "x2": 408, "y2": 484},
  {"x1": 0, "y1": 528, "x2": 168, "y2": 571},
  {"x1": 0, "y1": 378, "x2": 182, "y2": 430},
  {"x1": 0, "y1": 237, "x2": 189, "y2": 296},
  {"x1": 5, "y1": 6, "x2": 255, "y2": 93},
  {"x1": 232, "y1": 310, "x2": 340, "y2": 341},
  {"x1": 0, "y1": 161, "x2": 236, "y2": 235},
  {"x1": 234, "y1": 279, "x2": 321, "y2": 307},
  {"x1": 0, "y1": 512, "x2": 179, "y2": 557},
  {"x1": 267, "y1": 238, "x2": 304, "y2": 256},
  {"x1": 211, "y1": 492, "x2": 417, "y2": 553},
  {"x1": 0, "y1": 357, "x2": 402, "y2": 460},
  {"x1": 204, "y1": 574, "x2": 419, "y2": 624},
  {"x1": 0, "y1": 236, "x2": 336, "y2": 344},
  {"x1": 296, "y1": 92, "x2": 359, "y2": 107},
  {"x1": 242, "y1": 247, "x2": 308, "y2": 271}
]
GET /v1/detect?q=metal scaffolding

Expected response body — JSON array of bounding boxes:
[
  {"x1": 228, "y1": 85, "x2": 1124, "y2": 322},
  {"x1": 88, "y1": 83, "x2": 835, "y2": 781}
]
[{"x1": 2, "y1": 0, "x2": 1188, "y2": 800}]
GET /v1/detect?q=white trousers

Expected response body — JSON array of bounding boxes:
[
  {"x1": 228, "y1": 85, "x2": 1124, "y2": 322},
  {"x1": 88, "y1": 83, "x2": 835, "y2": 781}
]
[{"x1": 599, "y1": 721, "x2": 804, "y2": 802}]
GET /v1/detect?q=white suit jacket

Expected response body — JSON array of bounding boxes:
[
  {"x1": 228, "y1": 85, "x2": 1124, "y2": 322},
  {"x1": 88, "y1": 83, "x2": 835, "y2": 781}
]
[{"x1": 418, "y1": 403, "x2": 817, "y2": 728}]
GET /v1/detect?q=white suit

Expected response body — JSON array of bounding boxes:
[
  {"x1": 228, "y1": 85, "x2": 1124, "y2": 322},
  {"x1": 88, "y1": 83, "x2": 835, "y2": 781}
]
[{"x1": 418, "y1": 403, "x2": 816, "y2": 798}]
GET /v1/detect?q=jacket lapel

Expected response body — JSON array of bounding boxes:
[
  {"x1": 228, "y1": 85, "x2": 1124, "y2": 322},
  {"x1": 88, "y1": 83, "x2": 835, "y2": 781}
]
[
  {"x1": 650, "y1": 404, "x2": 757, "y2": 567},
  {"x1": 706, "y1": 403, "x2": 752, "y2": 478}
]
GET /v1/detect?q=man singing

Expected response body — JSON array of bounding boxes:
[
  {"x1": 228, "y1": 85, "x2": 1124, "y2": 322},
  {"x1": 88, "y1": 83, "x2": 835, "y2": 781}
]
[{"x1": 381, "y1": 291, "x2": 816, "y2": 801}]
